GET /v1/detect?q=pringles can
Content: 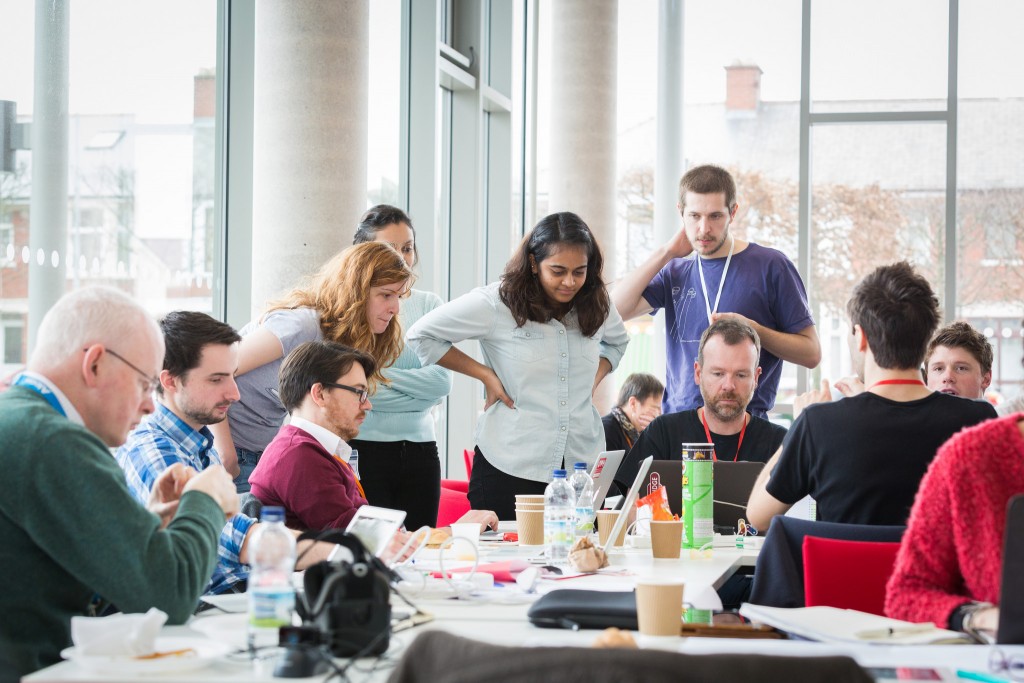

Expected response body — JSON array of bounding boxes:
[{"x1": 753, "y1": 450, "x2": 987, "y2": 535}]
[{"x1": 681, "y1": 443, "x2": 714, "y2": 549}]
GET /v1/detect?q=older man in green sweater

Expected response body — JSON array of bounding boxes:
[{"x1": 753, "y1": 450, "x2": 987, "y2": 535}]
[{"x1": 0, "y1": 287, "x2": 238, "y2": 681}]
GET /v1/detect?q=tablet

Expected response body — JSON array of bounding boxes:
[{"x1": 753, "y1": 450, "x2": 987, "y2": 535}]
[{"x1": 344, "y1": 505, "x2": 406, "y2": 558}]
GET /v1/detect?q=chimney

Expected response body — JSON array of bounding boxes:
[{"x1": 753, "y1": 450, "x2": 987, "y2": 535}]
[
  {"x1": 193, "y1": 71, "x2": 216, "y2": 119},
  {"x1": 725, "y1": 63, "x2": 762, "y2": 113}
]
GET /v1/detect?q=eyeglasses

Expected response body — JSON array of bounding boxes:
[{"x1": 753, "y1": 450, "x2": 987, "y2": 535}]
[
  {"x1": 322, "y1": 382, "x2": 369, "y2": 404},
  {"x1": 97, "y1": 348, "x2": 159, "y2": 394},
  {"x1": 990, "y1": 649, "x2": 1024, "y2": 681}
]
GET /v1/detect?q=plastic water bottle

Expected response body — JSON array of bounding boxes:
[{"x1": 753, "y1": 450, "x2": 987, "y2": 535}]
[
  {"x1": 544, "y1": 469, "x2": 574, "y2": 562},
  {"x1": 569, "y1": 462, "x2": 595, "y2": 538},
  {"x1": 247, "y1": 506, "x2": 296, "y2": 652},
  {"x1": 348, "y1": 449, "x2": 360, "y2": 479}
]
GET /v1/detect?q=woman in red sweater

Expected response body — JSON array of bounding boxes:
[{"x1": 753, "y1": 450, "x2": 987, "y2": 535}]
[{"x1": 885, "y1": 411, "x2": 1024, "y2": 639}]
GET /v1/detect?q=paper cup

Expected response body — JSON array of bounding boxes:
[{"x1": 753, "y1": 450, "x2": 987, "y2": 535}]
[
  {"x1": 449, "y1": 522, "x2": 481, "y2": 560},
  {"x1": 635, "y1": 581, "x2": 684, "y2": 636},
  {"x1": 650, "y1": 520, "x2": 683, "y2": 559},
  {"x1": 515, "y1": 502, "x2": 545, "y2": 512},
  {"x1": 516, "y1": 509, "x2": 545, "y2": 545},
  {"x1": 596, "y1": 509, "x2": 626, "y2": 547},
  {"x1": 515, "y1": 494, "x2": 545, "y2": 504}
]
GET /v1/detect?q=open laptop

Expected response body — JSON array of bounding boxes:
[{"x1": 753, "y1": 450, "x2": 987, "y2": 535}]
[
  {"x1": 997, "y1": 494, "x2": 1024, "y2": 644},
  {"x1": 642, "y1": 460, "x2": 764, "y2": 531},
  {"x1": 588, "y1": 449, "x2": 625, "y2": 510},
  {"x1": 345, "y1": 505, "x2": 406, "y2": 558},
  {"x1": 599, "y1": 456, "x2": 654, "y2": 552}
]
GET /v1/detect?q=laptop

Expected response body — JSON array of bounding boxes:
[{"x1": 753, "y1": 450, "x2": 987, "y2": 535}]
[
  {"x1": 345, "y1": 505, "x2": 406, "y2": 558},
  {"x1": 599, "y1": 456, "x2": 654, "y2": 553},
  {"x1": 997, "y1": 494, "x2": 1024, "y2": 644},
  {"x1": 642, "y1": 460, "x2": 764, "y2": 531},
  {"x1": 588, "y1": 449, "x2": 625, "y2": 510}
]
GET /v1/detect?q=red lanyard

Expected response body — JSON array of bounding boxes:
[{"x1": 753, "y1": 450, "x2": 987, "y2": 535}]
[
  {"x1": 869, "y1": 378, "x2": 926, "y2": 390},
  {"x1": 700, "y1": 408, "x2": 747, "y2": 462}
]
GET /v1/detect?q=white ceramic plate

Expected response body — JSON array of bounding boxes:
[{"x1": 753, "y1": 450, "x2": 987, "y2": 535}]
[
  {"x1": 60, "y1": 637, "x2": 231, "y2": 675},
  {"x1": 189, "y1": 613, "x2": 250, "y2": 651},
  {"x1": 199, "y1": 592, "x2": 248, "y2": 613}
]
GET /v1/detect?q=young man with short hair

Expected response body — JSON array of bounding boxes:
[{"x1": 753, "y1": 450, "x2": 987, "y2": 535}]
[{"x1": 925, "y1": 321, "x2": 993, "y2": 400}]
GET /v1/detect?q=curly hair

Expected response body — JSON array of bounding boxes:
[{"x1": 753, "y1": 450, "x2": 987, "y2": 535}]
[
  {"x1": 499, "y1": 212, "x2": 610, "y2": 338},
  {"x1": 264, "y1": 242, "x2": 414, "y2": 386}
]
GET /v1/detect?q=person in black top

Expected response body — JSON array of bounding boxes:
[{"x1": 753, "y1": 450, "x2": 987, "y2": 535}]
[
  {"x1": 615, "y1": 319, "x2": 786, "y2": 489},
  {"x1": 602, "y1": 373, "x2": 664, "y2": 454},
  {"x1": 747, "y1": 262, "x2": 998, "y2": 530}
]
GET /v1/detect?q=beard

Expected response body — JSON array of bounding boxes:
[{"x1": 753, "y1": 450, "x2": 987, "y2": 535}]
[
  {"x1": 182, "y1": 402, "x2": 232, "y2": 427},
  {"x1": 703, "y1": 390, "x2": 749, "y2": 422}
]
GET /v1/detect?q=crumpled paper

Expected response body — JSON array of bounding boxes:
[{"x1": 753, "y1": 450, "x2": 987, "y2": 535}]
[
  {"x1": 567, "y1": 535, "x2": 609, "y2": 573},
  {"x1": 71, "y1": 607, "x2": 167, "y2": 656}
]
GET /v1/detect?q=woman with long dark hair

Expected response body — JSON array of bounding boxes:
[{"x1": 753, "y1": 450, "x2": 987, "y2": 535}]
[{"x1": 407, "y1": 212, "x2": 629, "y2": 519}]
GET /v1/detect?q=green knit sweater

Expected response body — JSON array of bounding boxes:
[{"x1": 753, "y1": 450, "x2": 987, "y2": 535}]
[{"x1": 0, "y1": 387, "x2": 224, "y2": 679}]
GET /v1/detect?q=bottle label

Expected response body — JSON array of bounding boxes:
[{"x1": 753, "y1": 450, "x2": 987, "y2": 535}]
[
  {"x1": 249, "y1": 587, "x2": 295, "y2": 628},
  {"x1": 574, "y1": 506, "x2": 595, "y2": 536}
]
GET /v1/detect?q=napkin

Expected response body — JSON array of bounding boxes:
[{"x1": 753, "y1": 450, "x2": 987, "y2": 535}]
[{"x1": 71, "y1": 607, "x2": 167, "y2": 656}]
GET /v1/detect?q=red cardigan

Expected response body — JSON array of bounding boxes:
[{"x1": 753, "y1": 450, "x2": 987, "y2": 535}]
[
  {"x1": 249, "y1": 425, "x2": 368, "y2": 530},
  {"x1": 885, "y1": 413, "x2": 1024, "y2": 627}
]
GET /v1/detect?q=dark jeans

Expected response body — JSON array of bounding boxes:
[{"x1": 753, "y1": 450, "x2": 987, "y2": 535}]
[
  {"x1": 468, "y1": 447, "x2": 548, "y2": 522},
  {"x1": 348, "y1": 439, "x2": 441, "y2": 529},
  {"x1": 233, "y1": 446, "x2": 262, "y2": 494}
]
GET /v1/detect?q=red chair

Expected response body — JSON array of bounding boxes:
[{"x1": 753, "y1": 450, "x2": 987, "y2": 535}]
[
  {"x1": 463, "y1": 449, "x2": 475, "y2": 480},
  {"x1": 441, "y1": 478, "x2": 468, "y2": 494},
  {"x1": 802, "y1": 536, "x2": 901, "y2": 616},
  {"x1": 436, "y1": 483, "x2": 472, "y2": 527}
]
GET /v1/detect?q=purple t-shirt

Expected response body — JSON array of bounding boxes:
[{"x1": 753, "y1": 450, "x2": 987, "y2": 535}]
[{"x1": 642, "y1": 242, "x2": 813, "y2": 415}]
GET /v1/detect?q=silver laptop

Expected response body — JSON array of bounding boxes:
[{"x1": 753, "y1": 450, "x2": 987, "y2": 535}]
[
  {"x1": 599, "y1": 456, "x2": 654, "y2": 553},
  {"x1": 588, "y1": 449, "x2": 626, "y2": 510}
]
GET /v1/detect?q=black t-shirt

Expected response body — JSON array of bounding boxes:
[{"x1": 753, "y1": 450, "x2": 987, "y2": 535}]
[
  {"x1": 614, "y1": 409, "x2": 787, "y2": 490},
  {"x1": 767, "y1": 391, "x2": 997, "y2": 526}
]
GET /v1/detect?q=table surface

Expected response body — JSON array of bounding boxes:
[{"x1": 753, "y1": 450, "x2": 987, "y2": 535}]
[{"x1": 25, "y1": 534, "x2": 1021, "y2": 682}]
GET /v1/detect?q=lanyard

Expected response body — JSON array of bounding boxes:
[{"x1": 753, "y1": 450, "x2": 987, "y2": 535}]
[
  {"x1": 700, "y1": 407, "x2": 747, "y2": 462},
  {"x1": 333, "y1": 455, "x2": 366, "y2": 499},
  {"x1": 869, "y1": 378, "x2": 926, "y2": 390},
  {"x1": 696, "y1": 236, "x2": 735, "y2": 322},
  {"x1": 12, "y1": 374, "x2": 66, "y2": 417}
]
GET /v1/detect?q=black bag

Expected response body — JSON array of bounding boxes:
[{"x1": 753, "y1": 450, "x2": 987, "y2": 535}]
[
  {"x1": 526, "y1": 589, "x2": 638, "y2": 630},
  {"x1": 295, "y1": 530, "x2": 392, "y2": 657}
]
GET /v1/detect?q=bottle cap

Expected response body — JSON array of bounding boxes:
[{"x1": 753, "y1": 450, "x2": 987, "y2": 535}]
[
  {"x1": 553, "y1": 469, "x2": 567, "y2": 478},
  {"x1": 261, "y1": 506, "x2": 285, "y2": 523},
  {"x1": 573, "y1": 462, "x2": 586, "y2": 470}
]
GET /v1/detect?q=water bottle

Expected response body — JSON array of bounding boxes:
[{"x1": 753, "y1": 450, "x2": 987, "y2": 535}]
[
  {"x1": 247, "y1": 506, "x2": 296, "y2": 652},
  {"x1": 569, "y1": 462, "x2": 595, "y2": 538},
  {"x1": 544, "y1": 469, "x2": 574, "y2": 562},
  {"x1": 348, "y1": 449, "x2": 360, "y2": 479}
]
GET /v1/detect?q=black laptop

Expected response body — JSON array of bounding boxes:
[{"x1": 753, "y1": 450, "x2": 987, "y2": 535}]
[
  {"x1": 997, "y1": 494, "x2": 1024, "y2": 644},
  {"x1": 643, "y1": 460, "x2": 764, "y2": 532}
]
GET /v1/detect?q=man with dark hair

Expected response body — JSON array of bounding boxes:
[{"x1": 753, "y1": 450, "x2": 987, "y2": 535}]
[
  {"x1": 925, "y1": 321, "x2": 993, "y2": 400},
  {"x1": 116, "y1": 312, "x2": 333, "y2": 597},
  {"x1": 747, "y1": 262, "x2": 997, "y2": 531},
  {"x1": 615, "y1": 319, "x2": 787, "y2": 488},
  {"x1": 613, "y1": 164, "x2": 820, "y2": 418},
  {"x1": 602, "y1": 372, "x2": 664, "y2": 453},
  {"x1": 250, "y1": 341, "x2": 496, "y2": 533}
]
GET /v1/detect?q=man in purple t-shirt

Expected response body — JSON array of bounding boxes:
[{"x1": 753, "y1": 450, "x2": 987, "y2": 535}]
[{"x1": 612, "y1": 165, "x2": 820, "y2": 417}]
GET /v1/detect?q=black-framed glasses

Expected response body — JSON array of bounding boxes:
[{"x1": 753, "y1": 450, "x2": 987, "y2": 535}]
[
  {"x1": 322, "y1": 382, "x2": 369, "y2": 404},
  {"x1": 990, "y1": 649, "x2": 1024, "y2": 681},
  {"x1": 91, "y1": 347, "x2": 159, "y2": 394}
]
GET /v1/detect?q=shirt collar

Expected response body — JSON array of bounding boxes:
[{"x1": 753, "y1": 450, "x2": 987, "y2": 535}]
[
  {"x1": 16, "y1": 371, "x2": 85, "y2": 426},
  {"x1": 149, "y1": 403, "x2": 215, "y2": 460},
  {"x1": 289, "y1": 415, "x2": 352, "y2": 462}
]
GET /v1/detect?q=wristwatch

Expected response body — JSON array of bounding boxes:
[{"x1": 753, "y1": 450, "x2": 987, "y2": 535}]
[{"x1": 961, "y1": 601, "x2": 995, "y2": 643}]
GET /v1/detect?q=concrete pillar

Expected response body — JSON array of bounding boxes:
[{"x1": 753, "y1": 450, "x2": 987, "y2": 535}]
[
  {"x1": 251, "y1": 0, "x2": 369, "y2": 314},
  {"x1": 547, "y1": 0, "x2": 618, "y2": 414},
  {"x1": 27, "y1": 0, "x2": 69, "y2": 354}
]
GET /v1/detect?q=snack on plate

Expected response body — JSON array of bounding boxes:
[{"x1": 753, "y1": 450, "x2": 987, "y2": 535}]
[
  {"x1": 426, "y1": 528, "x2": 450, "y2": 547},
  {"x1": 134, "y1": 648, "x2": 196, "y2": 660},
  {"x1": 592, "y1": 627, "x2": 637, "y2": 649}
]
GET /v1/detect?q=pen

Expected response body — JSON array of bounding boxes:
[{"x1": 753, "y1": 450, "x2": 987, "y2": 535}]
[
  {"x1": 956, "y1": 669, "x2": 1011, "y2": 683},
  {"x1": 854, "y1": 623, "x2": 937, "y2": 639}
]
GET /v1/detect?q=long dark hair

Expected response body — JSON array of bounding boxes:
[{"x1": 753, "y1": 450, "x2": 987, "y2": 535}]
[{"x1": 499, "y1": 212, "x2": 610, "y2": 337}]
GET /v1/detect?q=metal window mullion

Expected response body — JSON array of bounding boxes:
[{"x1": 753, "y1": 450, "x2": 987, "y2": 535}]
[{"x1": 944, "y1": 0, "x2": 959, "y2": 321}]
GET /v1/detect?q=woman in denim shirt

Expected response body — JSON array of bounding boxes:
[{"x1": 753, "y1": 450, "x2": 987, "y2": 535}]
[{"x1": 408, "y1": 212, "x2": 629, "y2": 520}]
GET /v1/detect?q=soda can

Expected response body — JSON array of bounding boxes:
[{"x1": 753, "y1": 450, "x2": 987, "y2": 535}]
[{"x1": 681, "y1": 443, "x2": 714, "y2": 549}]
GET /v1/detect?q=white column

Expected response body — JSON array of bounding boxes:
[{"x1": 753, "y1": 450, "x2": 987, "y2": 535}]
[
  {"x1": 548, "y1": 0, "x2": 618, "y2": 415},
  {"x1": 250, "y1": 0, "x2": 369, "y2": 314},
  {"x1": 27, "y1": 0, "x2": 69, "y2": 353}
]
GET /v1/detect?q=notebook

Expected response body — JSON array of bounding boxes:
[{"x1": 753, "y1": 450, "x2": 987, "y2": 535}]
[
  {"x1": 588, "y1": 449, "x2": 625, "y2": 510},
  {"x1": 997, "y1": 494, "x2": 1024, "y2": 644},
  {"x1": 643, "y1": 460, "x2": 764, "y2": 530}
]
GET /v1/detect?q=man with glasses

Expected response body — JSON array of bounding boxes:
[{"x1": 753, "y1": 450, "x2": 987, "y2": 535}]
[{"x1": 0, "y1": 287, "x2": 237, "y2": 679}]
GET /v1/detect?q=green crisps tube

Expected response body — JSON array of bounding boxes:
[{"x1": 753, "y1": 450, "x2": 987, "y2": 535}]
[{"x1": 681, "y1": 443, "x2": 714, "y2": 549}]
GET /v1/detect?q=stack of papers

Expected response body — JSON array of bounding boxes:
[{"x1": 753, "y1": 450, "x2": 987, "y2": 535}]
[{"x1": 739, "y1": 604, "x2": 972, "y2": 645}]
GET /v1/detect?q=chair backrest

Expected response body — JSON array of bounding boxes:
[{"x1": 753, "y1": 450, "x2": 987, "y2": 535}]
[
  {"x1": 463, "y1": 449, "x2": 475, "y2": 479},
  {"x1": 803, "y1": 536, "x2": 901, "y2": 615},
  {"x1": 441, "y1": 478, "x2": 469, "y2": 494},
  {"x1": 437, "y1": 484, "x2": 472, "y2": 528},
  {"x1": 748, "y1": 516, "x2": 905, "y2": 608}
]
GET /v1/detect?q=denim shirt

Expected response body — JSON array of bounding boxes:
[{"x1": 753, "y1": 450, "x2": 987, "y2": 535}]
[{"x1": 407, "y1": 282, "x2": 629, "y2": 482}]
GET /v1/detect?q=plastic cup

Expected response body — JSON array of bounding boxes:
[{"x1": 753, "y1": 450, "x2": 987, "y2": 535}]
[
  {"x1": 449, "y1": 522, "x2": 481, "y2": 560},
  {"x1": 596, "y1": 509, "x2": 626, "y2": 547},
  {"x1": 650, "y1": 520, "x2": 683, "y2": 559},
  {"x1": 516, "y1": 509, "x2": 545, "y2": 545},
  {"x1": 635, "y1": 581, "x2": 684, "y2": 636}
]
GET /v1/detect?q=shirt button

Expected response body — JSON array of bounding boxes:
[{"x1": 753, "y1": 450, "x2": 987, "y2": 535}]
[
  {"x1": 561, "y1": 401, "x2": 566, "y2": 406},
  {"x1": 559, "y1": 330, "x2": 564, "y2": 334},
  {"x1": 560, "y1": 377, "x2": 566, "y2": 381},
  {"x1": 561, "y1": 353, "x2": 566, "y2": 357},
  {"x1": 525, "y1": 333, "x2": 530, "y2": 337},
  {"x1": 561, "y1": 426, "x2": 566, "y2": 431}
]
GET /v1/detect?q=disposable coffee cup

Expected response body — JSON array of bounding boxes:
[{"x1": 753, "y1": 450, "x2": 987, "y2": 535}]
[
  {"x1": 635, "y1": 581, "x2": 684, "y2": 636},
  {"x1": 449, "y1": 522, "x2": 481, "y2": 560},
  {"x1": 516, "y1": 509, "x2": 544, "y2": 545},
  {"x1": 515, "y1": 494, "x2": 545, "y2": 504},
  {"x1": 650, "y1": 520, "x2": 683, "y2": 559},
  {"x1": 515, "y1": 502, "x2": 545, "y2": 512},
  {"x1": 596, "y1": 509, "x2": 626, "y2": 547}
]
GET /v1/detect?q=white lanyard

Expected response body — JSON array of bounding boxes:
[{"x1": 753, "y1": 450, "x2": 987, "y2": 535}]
[{"x1": 696, "y1": 236, "x2": 735, "y2": 322}]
